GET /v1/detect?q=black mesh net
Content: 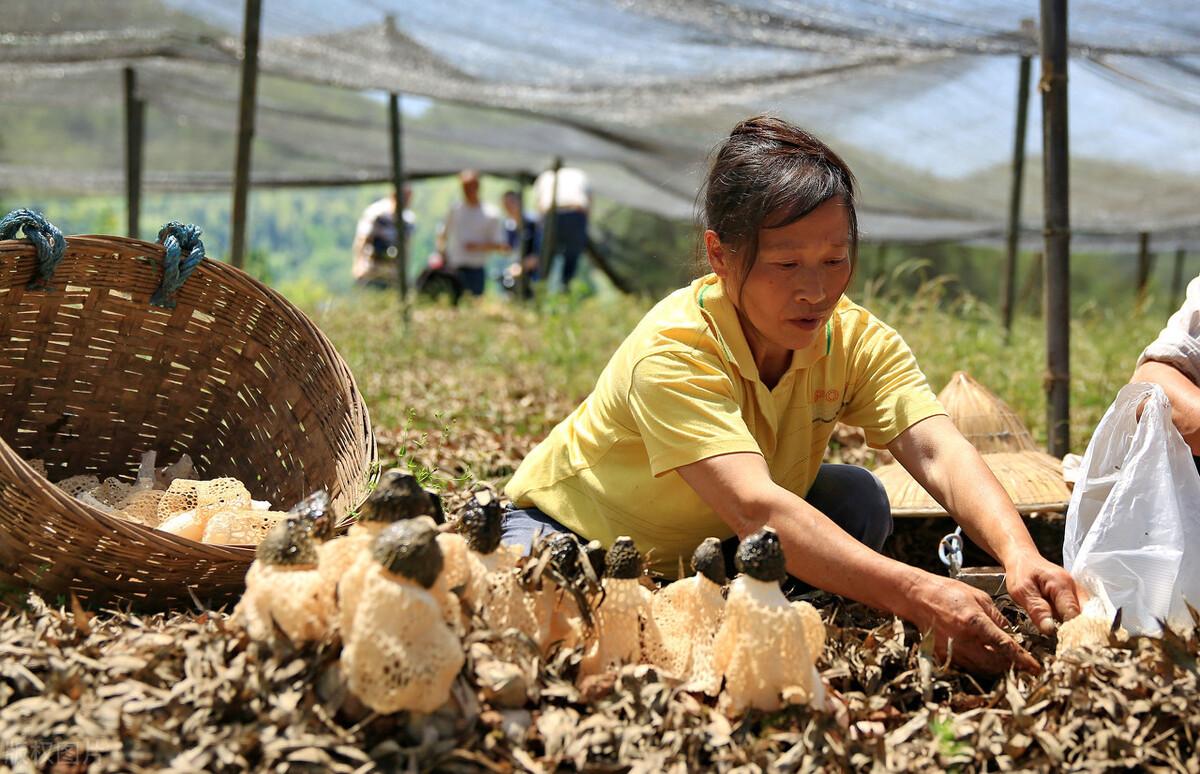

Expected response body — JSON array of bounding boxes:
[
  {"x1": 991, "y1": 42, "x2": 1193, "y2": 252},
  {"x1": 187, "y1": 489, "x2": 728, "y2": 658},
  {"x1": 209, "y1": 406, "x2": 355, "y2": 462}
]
[{"x1": 2, "y1": 0, "x2": 1199, "y2": 249}]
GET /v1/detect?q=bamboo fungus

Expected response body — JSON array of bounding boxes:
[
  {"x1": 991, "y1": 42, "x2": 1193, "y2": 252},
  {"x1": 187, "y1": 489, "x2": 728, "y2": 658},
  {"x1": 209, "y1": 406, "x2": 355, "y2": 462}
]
[
  {"x1": 712, "y1": 527, "x2": 825, "y2": 715},
  {"x1": 648, "y1": 538, "x2": 727, "y2": 693},
  {"x1": 580, "y1": 536, "x2": 659, "y2": 678},
  {"x1": 341, "y1": 519, "x2": 464, "y2": 714},
  {"x1": 232, "y1": 517, "x2": 333, "y2": 644}
]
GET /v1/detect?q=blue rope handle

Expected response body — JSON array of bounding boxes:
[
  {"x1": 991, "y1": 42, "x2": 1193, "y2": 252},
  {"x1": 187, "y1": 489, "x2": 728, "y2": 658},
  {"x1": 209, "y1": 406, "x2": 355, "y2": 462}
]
[
  {"x1": 150, "y1": 221, "x2": 206, "y2": 308},
  {"x1": 0, "y1": 208, "x2": 67, "y2": 291}
]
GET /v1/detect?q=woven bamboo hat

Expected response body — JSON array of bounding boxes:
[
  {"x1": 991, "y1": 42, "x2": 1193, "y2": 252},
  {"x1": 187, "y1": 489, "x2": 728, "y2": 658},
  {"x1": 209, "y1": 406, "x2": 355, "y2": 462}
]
[{"x1": 873, "y1": 371, "x2": 1070, "y2": 517}]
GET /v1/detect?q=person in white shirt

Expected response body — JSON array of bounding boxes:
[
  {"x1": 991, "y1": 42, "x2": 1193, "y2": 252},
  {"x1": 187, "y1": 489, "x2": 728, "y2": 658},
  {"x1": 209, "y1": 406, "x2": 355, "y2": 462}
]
[
  {"x1": 351, "y1": 187, "x2": 414, "y2": 289},
  {"x1": 1132, "y1": 273, "x2": 1200, "y2": 460},
  {"x1": 533, "y1": 166, "x2": 591, "y2": 290},
  {"x1": 436, "y1": 170, "x2": 508, "y2": 297}
]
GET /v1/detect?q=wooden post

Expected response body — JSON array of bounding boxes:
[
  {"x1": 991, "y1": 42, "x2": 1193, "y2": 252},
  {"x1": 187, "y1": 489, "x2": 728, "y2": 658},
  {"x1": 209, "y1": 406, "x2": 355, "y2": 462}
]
[
  {"x1": 123, "y1": 67, "x2": 144, "y2": 240},
  {"x1": 1135, "y1": 231, "x2": 1154, "y2": 311},
  {"x1": 230, "y1": 0, "x2": 262, "y2": 268},
  {"x1": 1171, "y1": 247, "x2": 1188, "y2": 311},
  {"x1": 538, "y1": 157, "x2": 562, "y2": 283},
  {"x1": 584, "y1": 236, "x2": 634, "y2": 295},
  {"x1": 1002, "y1": 38, "x2": 1033, "y2": 337},
  {"x1": 388, "y1": 91, "x2": 408, "y2": 299},
  {"x1": 1040, "y1": 0, "x2": 1071, "y2": 457},
  {"x1": 517, "y1": 173, "x2": 534, "y2": 299}
]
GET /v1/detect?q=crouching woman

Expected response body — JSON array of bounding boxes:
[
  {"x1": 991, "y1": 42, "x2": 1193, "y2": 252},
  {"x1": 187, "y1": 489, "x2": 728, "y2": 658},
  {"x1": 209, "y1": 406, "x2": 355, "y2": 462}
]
[{"x1": 503, "y1": 115, "x2": 1078, "y2": 674}]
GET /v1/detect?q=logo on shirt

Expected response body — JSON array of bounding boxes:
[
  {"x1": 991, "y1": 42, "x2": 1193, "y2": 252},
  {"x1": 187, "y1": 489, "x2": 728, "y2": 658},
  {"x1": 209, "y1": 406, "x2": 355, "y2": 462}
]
[{"x1": 813, "y1": 388, "x2": 841, "y2": 403}]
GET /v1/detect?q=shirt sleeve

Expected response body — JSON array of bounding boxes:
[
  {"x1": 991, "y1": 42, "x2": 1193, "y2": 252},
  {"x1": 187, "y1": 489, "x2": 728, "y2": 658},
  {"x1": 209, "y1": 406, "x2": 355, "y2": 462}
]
[
  {"x1": 1137, "y1": 274, "x2": 1200, "y2": 384},
  {"x1": 839, "y1": 320, "x2": 946, "y2": 448},
  {"x1": 628, "y1": 351, "x2": 763, "y2": 476}
]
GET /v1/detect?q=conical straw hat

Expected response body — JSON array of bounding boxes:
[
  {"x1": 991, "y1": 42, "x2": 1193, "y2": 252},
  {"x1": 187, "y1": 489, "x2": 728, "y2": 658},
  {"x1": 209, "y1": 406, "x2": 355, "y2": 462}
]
[{"x1": 873, "y1": 371, "x2": 1071, "y2": 517}]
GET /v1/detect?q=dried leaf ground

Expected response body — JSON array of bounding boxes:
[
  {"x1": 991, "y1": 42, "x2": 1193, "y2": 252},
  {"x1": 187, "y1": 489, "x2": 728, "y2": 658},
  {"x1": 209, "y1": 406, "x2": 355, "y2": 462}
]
[
  {"x1": 3, "y1": 298, "x2": 1196, "y2": 772},
  {"x1": 4, "y1": 590, "x2": 1200, "y2": 772}
]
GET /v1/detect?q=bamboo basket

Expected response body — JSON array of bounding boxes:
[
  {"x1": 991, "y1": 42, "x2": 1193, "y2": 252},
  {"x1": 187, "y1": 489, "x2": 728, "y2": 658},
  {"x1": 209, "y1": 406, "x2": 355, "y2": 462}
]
[
  {"x1": 0, "y1": 211, "x2": 376, "y2": 609},
  {"x1": 873, "y1": 371, "x2": 1071, "y2": 517}
]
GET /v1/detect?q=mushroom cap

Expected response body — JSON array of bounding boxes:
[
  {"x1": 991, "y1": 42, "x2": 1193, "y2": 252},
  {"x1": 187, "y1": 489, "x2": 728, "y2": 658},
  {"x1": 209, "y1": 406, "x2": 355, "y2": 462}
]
[
  {"x1": 548, "y1": 532, "x2": 581, "y2": 579},
  {"x1": 692, "y1": 537, "x2": 727, "y2": 585},
  {"x1": 734, "y1": 527, "x2": 786, "y2": 583},
  {"x1": 257, "y1": 517, "x2": 318, "y2": 566},
  {"x1": 360, "y1": 470, "x2": 440, "y2": 523},
  {"x1": 458, "y1": 493, "x2": 504, "y2": 554},
  {"x1": 584, "y1": 539, "x2": 607, "y2": 579},
  {"x1": 289, "y1": 489, "x2": 335, "y2": 541},
  {"x1": 371, "y1": 518, "x2": 444, "y2": 588},
  {"x1": 605, "y1": 536, "x2": 643, "y2": 579}
]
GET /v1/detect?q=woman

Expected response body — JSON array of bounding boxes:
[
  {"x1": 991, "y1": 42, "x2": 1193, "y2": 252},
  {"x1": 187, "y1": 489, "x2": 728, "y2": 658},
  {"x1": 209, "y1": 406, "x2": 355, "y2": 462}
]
[{"x1": 504, "y1": 116, "x2": 1078, "y2": 674}]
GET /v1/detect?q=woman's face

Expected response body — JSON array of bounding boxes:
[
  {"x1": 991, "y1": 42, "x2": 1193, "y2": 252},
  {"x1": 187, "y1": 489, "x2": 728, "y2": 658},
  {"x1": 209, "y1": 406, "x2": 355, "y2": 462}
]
[{"x1": 707, "y1": 198, "x2": 852, "y2": 361}]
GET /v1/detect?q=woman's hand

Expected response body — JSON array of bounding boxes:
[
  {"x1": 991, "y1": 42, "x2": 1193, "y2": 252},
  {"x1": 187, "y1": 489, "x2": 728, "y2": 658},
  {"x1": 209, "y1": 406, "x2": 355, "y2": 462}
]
[
  {"x1": 904, "y1": 572, "x2": 1041, "y2": 675},
  {"x1": 1004, "y1": 550, "x2": 1081, "y2": 635}
]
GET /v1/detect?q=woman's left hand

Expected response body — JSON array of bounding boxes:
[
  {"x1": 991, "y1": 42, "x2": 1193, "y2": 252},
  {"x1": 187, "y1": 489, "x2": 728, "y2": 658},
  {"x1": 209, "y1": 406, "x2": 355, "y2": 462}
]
[{"x1": 1004, "y1": 551, "x2": 1081, "y2": 635}]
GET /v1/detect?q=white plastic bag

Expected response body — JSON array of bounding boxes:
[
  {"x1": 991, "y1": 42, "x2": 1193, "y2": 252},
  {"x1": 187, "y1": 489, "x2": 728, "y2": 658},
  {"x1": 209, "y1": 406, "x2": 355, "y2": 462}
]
[{"x1": 1064, "y1": 382, "x2": 1200, "y2": 635}]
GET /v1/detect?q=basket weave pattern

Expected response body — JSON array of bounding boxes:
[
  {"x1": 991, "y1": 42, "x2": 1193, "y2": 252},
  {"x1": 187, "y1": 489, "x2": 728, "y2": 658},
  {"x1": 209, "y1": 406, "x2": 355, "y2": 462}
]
[
  {"x1": 0, "y1": 233, "x2": 375, "y2": 608},
  {"x1": 873, "y1": 371, "x2": 1071, "y2": 518}
]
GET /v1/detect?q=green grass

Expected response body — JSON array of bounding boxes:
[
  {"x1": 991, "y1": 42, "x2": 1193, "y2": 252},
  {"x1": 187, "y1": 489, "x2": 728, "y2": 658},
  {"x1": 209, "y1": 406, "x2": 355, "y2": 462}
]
[
  {"x1": 309, "y1": 275, "x2": 1163, "y2": 475},
  {"x1": 860, "y1": 271, "x2": 1162, "y2": 451}
]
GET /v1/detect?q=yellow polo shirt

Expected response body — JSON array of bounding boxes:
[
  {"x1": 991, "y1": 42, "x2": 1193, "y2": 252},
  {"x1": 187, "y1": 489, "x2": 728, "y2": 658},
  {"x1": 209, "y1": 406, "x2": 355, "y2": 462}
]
[{"x1": 505, "y1": 273, "x2": 945, "y2": 576}]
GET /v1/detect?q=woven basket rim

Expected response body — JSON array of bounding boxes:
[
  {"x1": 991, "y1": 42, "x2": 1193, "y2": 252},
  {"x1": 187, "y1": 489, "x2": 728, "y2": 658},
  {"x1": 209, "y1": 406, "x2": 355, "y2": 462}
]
[{"x1": 890, "y1": 501, "x2": 1069, "y2": 518}]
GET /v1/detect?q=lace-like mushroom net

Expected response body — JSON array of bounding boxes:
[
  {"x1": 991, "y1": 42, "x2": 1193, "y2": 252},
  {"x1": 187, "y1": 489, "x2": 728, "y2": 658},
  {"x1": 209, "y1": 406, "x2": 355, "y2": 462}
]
[
  {"x1": 341, "y1": 563, "x2": 465, "y2": 714},
  {"x1": 156, "y1": 478, "x2": 252, "y2": 523},
  {"x1": 202, "y1": 508, "x2": 289, "y2": 545},
  {"x1": 647, "y1": 574, "x2": 726, "y2": 694},
  {"x1": 233, "y1": 561, "x2": 333, "y2": 644},
  {"x1": 115, "y1": 489, "x2": 166, "y2": 527},
  {"x1": 56, "y1": 474, "x2": 100, "y2": 497}
]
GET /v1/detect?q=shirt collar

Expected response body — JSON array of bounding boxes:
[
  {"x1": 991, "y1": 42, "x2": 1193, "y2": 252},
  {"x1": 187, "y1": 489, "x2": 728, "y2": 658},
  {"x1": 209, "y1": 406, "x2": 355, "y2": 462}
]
[{"x1": 694, "y1": 274, "x2": 831, "y2": 385}]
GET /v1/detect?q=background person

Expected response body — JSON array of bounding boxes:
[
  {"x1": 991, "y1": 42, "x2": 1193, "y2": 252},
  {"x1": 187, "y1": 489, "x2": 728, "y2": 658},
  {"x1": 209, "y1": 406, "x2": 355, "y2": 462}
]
[
  {"x1": 502, "y1": 189, "x2": 541, "y2": 298},
  {"x1": 533, "y1": 165, "x2": 591, "y2": 290},
  {"x1": 1131, "y1": 273, "x2": 1200, "y2": 462},
  {"x1": 351, "y1": 187, "x2": 413, "y2": 289},
  {"x1": 436, "y1": 170, "x2": 508, "y2": 297},
  {"x1": 503, "y1": 116, "x2": 1078, "y2": 675}
]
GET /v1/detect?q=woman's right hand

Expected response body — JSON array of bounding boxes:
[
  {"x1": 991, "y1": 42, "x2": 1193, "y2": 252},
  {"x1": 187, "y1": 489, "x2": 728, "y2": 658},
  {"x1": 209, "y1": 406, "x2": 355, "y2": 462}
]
[{"x1": 902, "y1": 572, "x2": 1041, "y2": 675}]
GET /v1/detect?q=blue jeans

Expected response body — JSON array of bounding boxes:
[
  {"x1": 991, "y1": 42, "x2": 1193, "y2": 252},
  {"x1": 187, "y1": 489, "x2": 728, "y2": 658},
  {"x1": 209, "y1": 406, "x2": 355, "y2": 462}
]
[
  {"x1": 502, "y1": 463, "x2": 893, "y2": 577},
  {"x1": 457, "y1": 266, "x2": 486, "y2": 296},
  {"x1": 552, "y1": 210, "x2": 588, "y2": 287}
]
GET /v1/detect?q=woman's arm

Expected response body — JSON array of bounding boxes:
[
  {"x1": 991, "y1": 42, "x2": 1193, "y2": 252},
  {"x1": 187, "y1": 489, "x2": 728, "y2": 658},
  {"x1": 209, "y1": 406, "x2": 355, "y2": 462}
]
[
  {"x1": 887, "y1": 415, "x2": 1080, "y2": 633},
  {"x1": 1131, "y1": 360, "x2": 1200, "y2": 455},
  {"x1": 676, "y1": 451, "x2": 1039, "y2": 674}
]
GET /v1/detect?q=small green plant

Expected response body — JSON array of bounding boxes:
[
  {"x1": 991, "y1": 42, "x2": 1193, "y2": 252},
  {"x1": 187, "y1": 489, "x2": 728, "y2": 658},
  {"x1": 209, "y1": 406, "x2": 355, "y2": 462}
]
[{"x1": 929, "y1": 715, "x2": 970, "y2": 760}]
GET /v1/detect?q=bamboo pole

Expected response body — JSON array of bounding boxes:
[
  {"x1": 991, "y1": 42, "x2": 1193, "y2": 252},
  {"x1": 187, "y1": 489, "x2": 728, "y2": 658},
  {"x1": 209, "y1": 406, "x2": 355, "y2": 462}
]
[
  {"x1": 1002, "y1": 42, "x2": 1033, "y2": 337},
  {"x1": 388, "y1": 91, "x2": 408, "y2": 299},
  {"x1": 584, "y1": 235, "x2": 634, "y2": 295},
  {"x1": 1135, "y1": 231, "x2": 1153, "y2": 311},
  {"x1": 1040, "y1": 0, "x2": 1071, "y2": 457},
  {"x1": 123, "y1": 67, "x2": 144, "y2": 240},
  {"x1": 1171, "y1": 247, "x2": 1188, "y2": 311},
  {"x1": 517, "y1": 173, "x2": 534, "y2": 300},
  {"x1": 230, "y1": 0, "x2": 262, "y2": 268},
  {"x1": 538, "y1": 157, "x2": 562, "y2": 283}
]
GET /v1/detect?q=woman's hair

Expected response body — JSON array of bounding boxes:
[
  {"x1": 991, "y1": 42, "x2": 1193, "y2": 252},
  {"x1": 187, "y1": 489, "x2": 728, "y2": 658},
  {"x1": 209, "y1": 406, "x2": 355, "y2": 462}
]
[{"x1": 698, "y1": 115, "x2": 858, "y2": 286}]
